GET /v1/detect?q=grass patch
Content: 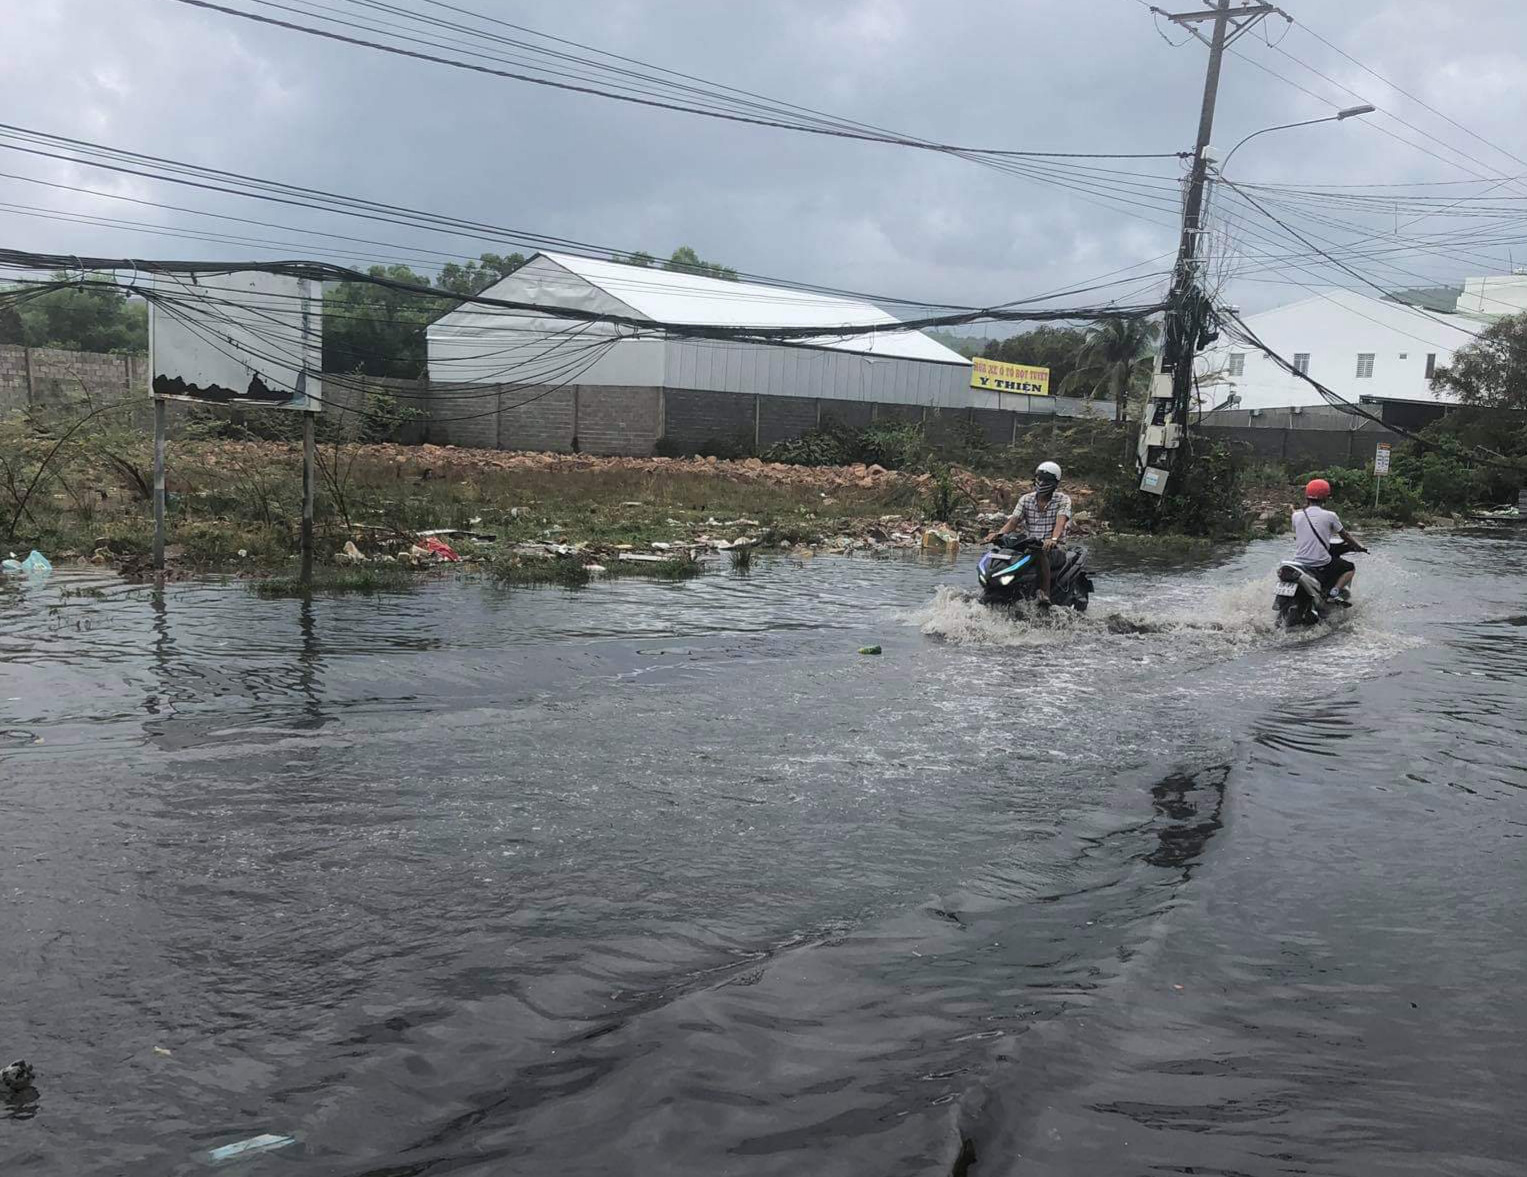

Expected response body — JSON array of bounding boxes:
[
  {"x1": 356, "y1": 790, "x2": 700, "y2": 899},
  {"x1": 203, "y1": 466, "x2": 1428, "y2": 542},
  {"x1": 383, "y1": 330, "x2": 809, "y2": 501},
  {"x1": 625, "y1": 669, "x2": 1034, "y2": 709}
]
[
  {"x1": 488, "y1": 554, "x2": 592, "y2": 588},
  {"x1": 603, "y1": 557, "x2": 705, "y2": 582},
  {"x1": 487, "y1": 550, "x2": 705, "y2": 589},
  {"x1": 729, "y1": 543, "x2": 753, "y2": 573},
  {"x1": 250, "y1": 566, "x2": 421, "y2": 598}
]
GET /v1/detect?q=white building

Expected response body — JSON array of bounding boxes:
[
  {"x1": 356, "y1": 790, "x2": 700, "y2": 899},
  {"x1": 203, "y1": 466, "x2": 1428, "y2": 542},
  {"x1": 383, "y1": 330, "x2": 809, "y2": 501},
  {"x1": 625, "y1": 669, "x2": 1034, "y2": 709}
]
[
  {"x1": 1198, "y1": 288, "x2": 1483, "y2": 412},
  {"x1": 427, "y1": 251, "x2": 1093, "y2": 416}
]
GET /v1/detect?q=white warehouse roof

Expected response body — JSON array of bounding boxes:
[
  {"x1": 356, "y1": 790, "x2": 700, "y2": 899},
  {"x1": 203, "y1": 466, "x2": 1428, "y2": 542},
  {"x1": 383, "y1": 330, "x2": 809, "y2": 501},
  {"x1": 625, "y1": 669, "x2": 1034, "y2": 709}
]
[{"x1": 443, "y1": 251, "x2": 970, "y2": 366}]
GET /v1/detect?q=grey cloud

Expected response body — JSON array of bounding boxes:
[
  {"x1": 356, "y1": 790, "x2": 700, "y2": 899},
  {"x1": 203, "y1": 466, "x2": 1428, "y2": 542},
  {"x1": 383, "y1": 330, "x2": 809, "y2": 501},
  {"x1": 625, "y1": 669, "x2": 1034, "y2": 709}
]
[{"x1": 2, "y1": 0, "x2": 1526, "y2": 317}]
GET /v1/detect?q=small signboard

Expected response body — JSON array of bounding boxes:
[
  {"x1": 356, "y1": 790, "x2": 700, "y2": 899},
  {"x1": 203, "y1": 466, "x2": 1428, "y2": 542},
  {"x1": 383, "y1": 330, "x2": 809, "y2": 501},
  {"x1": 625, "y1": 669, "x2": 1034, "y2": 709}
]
[
  {"x1": 149, "y1": 271, "x2": 322, "y2": 412},
  {"x1": 1374, "y1": 441, "x2": 1392, "y2": 474},
  {"x1": 970, "y1": 356, "x2": 1050, "y2": 396}
]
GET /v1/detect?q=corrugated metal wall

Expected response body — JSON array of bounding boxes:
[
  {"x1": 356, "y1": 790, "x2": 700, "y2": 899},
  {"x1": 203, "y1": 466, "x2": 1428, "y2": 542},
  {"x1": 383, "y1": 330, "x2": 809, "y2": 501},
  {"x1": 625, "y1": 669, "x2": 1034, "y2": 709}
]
[{"x1": 431, "y1": 317, "x2": 1108, "y2": 418}]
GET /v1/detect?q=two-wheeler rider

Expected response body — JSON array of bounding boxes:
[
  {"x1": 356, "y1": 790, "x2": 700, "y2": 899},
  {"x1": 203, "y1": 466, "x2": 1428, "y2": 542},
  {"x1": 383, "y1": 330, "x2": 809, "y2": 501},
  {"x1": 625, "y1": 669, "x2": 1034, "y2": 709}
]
[
  {"x1": 1293, "y1": 477, "x2": 1368, "y2": 600},
  {"x1": 981, "y1": 461, "x2": 1071, "y2": 607}
]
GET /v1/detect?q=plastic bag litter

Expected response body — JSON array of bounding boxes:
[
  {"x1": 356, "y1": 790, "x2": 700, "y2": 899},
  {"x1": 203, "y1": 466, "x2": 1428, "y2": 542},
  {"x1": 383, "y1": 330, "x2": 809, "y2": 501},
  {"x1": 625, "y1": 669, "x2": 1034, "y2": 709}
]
[
  {"x1": 1, "y1": 550, "x2": 51, "y2": 575},
  {"x1": 422, "y1": 537, "x2": 461, "y2": 562},
  {"x1": 202, "y1": 1133, "x2": 297, "y2": 1165}
]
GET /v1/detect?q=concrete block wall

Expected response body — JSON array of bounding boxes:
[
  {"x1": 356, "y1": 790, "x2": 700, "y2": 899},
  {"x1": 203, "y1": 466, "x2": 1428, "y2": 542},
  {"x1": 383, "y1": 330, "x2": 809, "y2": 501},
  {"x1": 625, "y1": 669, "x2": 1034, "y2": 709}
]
[
  {"x1": 970, "y1": 407, "x2": 1016, "y2": 447},
  {"x1": 756, "y1": 396, "x2": 820, "y2": 450},
  {"x1": 575, "y1": 386, "x2": 661, "y2": 456},
  {"x1": 661, "y1": 388, "x2": 756, "y2": 452},
  {"x1": 503, "y1": 386, "x2": 575, "y2": 452},
  {"x1": 872, "y1": 402, "x2": 923, "y2": 425},
  {"x1": 820, "y1": 400, "x2": 873, "y2": 431},
  {"x1": 1197, "y1": 424, "x2": 1400, "y2": 469},
  {"x1": 0, "y1": 344, "x2": 146, "y2": 415}
]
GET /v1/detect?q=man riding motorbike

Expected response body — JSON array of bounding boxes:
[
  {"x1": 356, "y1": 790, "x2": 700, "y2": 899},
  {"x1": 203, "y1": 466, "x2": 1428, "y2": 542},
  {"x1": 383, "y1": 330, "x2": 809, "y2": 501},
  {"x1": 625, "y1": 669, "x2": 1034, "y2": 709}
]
[
  {"x1": 1292, "y1": 477, "x2": 1368, "y2": 600},
  {"x1": 981, "y1": 460, "x2": 1071, "y2": 607}
]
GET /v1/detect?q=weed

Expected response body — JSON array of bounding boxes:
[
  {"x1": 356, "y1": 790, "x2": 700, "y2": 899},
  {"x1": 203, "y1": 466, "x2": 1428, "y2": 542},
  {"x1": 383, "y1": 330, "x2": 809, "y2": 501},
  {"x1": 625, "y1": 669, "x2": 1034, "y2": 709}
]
[
  {"x1": 729, "y1": 543, "x2": 753, "y2": 573},
  {"x1": 250, "y1": 567, "x2": 420, "y2": 598},
  {"x1": 923, "y1": 464, "x2": 970, "y2": 522},
  {"x1": 488, "y1": 553, "x2": 592, "y2": 588}
]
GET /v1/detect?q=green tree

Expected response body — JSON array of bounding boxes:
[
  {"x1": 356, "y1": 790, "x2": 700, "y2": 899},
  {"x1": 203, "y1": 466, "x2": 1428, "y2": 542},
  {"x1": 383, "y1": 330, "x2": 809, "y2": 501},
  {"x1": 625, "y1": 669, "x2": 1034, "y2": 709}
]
[
  {"x1": 926, "y1": 330, "x2": 991, "y2": 359},
  {"x1": 323, "y1": 264, "x2": 450, "y2": 378},
  {"x1": 0, "y1": 300, "x2": 23, "y2": 346},
  {"x1": 1431, "y1": 313, "x2": 1527, "y2": 409},
  {"x1": 9, "y1": 274, "x2": 148, "y2": 352},
  {"x1": 982, "y1": 326, "x2": 1090, "y2": 393},
  {"x1": 435, "y1": 251, "x2": 527, "y2": 297},
  {"x1": 617, "y1": 245, "x2": 736, "y2": 280},
  {"x1": 663, "y1": 245, "x2": 737, "y2": 280},
  {"x1": 1058, "y1": 318, "x2": 1162, "y2": 453}
]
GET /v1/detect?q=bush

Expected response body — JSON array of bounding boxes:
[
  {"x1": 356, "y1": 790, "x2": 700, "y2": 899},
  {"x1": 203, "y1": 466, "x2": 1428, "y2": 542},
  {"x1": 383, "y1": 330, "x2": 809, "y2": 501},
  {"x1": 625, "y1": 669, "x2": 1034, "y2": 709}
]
[
  {"x1": 1297, "y1": 465, "x2": 1422, "y2": 523},
  {"x1": 1100, "y1": 439, "x2": 1251, "y2": 539},
  {"x1": 854, "y1": 421, "x2": 925, "y2": 469},
  {"x1": 762, "y1": 418, "x2": 925, "y2": 470},
  {"x1": 987, "y1": 419, "x2": 1130, "y2": 482},
  {"x1": 764, "y1": 429, "x2": 849, "y2": 467}
]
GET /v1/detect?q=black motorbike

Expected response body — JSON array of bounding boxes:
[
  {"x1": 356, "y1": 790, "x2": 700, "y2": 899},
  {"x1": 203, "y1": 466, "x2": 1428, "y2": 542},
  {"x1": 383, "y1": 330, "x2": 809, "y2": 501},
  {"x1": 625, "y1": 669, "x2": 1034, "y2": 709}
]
[
  {"x1": 1273, "y1": 542, "x2": 1356, "y2": 627},
  {"x1": 977, "y1": 534, "x2": 1093, "y2": 611}
]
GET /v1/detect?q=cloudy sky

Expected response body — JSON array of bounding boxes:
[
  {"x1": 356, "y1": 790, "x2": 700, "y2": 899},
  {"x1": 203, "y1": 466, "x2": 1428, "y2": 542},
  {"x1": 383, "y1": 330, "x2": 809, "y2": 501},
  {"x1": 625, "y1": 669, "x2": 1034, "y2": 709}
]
[{"x1": 3, "y1": 0, "x2": 1525, "y2": 320}]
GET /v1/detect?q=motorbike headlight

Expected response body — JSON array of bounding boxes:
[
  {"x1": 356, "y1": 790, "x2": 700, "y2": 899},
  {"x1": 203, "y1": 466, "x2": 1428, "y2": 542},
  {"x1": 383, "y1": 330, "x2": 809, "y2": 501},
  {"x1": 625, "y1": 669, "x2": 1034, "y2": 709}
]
[{"x1": 997, "y1": 573, "x2": 1015, "y2": 586}]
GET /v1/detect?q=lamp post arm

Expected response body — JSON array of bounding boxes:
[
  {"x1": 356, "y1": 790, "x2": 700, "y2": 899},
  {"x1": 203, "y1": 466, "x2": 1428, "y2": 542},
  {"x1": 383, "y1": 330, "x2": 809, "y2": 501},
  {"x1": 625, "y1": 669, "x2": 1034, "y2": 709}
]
[{"x1": 1219, "y1": 116, "x2": 1339, "y2": 174}]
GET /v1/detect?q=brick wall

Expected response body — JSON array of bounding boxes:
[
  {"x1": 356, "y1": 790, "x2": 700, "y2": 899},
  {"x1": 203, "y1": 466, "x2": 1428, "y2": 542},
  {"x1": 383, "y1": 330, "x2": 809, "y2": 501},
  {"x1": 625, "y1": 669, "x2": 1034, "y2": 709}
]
[
  {"x1": 576, "y1": 386, "x2": 661, "y2": 456},
  {"x1": 821, "y1": 400, "x2": 873, "y2": 431},
  {"x1": 503, "y1": 386, "x2": 575, "y2": 452},
  {"x1": 1, "y1": 344, "x2": 147, "y2": 415},
  {"x1": 757, "y1": 396, "x2": 819, "y2": 449},
  {"x1": 872, "y1": 402, "x2": 924, "y2": 425},
  {"x1": 1198, "y1": 425, "x2": 1398, "y2": 467},
  {"x1": 662, "y1": 388, "x2": 756, "y2": 452},
  {"x1": 922, "y1": 407, "x2": 975, "y2": 449},
  {"x1": 970, "y1": 407, "x2": 1015, "y2": 446}
]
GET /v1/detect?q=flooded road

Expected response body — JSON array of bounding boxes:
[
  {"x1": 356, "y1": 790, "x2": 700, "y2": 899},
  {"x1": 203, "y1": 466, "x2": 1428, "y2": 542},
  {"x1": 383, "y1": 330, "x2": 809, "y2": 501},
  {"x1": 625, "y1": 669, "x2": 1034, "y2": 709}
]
[{"x1": 2, "y1": 530, "x2": 1523, "y2": 1175}]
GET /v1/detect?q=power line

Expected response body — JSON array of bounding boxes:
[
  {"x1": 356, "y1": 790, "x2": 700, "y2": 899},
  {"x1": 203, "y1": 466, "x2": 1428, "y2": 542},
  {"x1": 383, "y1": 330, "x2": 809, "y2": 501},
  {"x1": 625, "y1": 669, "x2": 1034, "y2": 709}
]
[
  {"x1": 171, "y1": 0, "x2": 1186, "y2": 160},
  {"x1": 1286, "y1": 12, "x2": 1527, "y2": 177}
]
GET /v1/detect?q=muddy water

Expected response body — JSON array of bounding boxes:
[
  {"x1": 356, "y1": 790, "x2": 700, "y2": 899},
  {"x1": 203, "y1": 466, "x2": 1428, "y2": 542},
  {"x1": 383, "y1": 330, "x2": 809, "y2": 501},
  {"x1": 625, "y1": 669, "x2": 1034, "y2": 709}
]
[{"x1": 1, "y1": 530, "x2": 1523, "y2": 1175}]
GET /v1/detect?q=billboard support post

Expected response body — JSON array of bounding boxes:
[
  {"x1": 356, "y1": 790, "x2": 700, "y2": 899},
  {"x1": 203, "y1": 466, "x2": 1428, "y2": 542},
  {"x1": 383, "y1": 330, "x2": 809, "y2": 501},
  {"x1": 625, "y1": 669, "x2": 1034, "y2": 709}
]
[
  {"x1": 301, "y1": 411, "x2": 316, "y2": 583},
  {"x1": 152, "y1": 397, "x2": 166, "y2": 571}
]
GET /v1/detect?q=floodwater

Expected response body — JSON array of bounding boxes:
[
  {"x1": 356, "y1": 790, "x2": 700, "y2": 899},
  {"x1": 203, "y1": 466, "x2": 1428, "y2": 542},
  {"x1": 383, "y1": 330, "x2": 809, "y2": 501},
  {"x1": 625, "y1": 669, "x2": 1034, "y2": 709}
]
[{"x1": 1, "y1": 529, "x2": 1523, "y2": 1175}]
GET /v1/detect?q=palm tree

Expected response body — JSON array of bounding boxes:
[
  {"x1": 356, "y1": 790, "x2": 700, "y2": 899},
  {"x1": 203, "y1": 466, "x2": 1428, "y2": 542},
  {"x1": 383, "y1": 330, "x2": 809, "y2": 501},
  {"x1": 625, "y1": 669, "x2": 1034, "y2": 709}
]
[{"x1": 1058, "y1": 318, "x2": 1162, "y2": 458}]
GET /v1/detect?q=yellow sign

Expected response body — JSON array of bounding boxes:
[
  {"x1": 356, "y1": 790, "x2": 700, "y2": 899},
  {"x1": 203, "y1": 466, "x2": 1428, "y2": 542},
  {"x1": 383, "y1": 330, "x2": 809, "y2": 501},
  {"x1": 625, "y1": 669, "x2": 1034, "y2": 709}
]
[{"x1": 970, "y1": 357, "x2": 1050, "y2": 396}]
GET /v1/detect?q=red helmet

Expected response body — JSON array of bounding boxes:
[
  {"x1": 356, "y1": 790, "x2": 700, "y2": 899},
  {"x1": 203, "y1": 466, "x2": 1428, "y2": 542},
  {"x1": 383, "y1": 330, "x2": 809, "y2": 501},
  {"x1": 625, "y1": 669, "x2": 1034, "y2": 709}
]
[{"x1": 1305, "y1": 478, "x2": 1332, "y2": 501}]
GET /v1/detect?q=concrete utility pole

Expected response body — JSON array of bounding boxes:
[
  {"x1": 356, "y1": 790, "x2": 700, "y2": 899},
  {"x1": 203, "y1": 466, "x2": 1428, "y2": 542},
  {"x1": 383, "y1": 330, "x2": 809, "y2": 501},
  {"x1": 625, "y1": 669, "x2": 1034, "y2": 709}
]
[{"x1": 1137, "y1": 0, "x2": 1277, "y2": 495}]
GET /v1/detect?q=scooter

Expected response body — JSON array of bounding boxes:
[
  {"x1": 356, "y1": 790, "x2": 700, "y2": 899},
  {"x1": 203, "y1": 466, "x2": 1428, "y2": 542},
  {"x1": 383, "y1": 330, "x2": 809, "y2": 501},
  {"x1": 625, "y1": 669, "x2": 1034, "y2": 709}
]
[
  {"x1": 1273, "y1": 543, "x2": 1356, "y2": 627},
  {"x1": 977, "y1": 534, "x2": 1093, "y2": 611}
]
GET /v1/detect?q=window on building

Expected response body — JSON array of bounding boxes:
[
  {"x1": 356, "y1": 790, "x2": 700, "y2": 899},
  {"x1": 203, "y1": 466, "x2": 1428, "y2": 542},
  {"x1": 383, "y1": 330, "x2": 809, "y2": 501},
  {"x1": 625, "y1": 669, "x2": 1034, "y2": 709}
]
[
  {"x1": 1227, "y1": 352, "x2": 1245, "y2": 376},
  {"x1": 1356, "y1": 353, "x2": 1375, "y2": 379},
  {"x1": 1293, "y1": 352, "x2": 1310, "y2": 374},
  {"x1": 1425, "y1": 353, "x2": 1437, "y2": 378},
  {"x1": 1399, "y1": 352, "x2": 1408, "y2": 360}
]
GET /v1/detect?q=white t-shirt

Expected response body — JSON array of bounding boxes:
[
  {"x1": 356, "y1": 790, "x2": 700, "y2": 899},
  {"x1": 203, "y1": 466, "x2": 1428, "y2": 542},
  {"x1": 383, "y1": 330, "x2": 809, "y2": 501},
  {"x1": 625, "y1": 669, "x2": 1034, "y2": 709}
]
[{"x1": 1292, "y1": 504, "x2": 1342, "y2": 567}]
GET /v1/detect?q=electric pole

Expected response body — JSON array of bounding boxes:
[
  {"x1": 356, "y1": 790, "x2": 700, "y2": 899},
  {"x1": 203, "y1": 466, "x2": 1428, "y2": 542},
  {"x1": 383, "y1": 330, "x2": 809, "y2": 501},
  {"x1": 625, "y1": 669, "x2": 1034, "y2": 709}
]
[{"x1": 1137, "y1": 0, "x2": 1278, "y2": 495}]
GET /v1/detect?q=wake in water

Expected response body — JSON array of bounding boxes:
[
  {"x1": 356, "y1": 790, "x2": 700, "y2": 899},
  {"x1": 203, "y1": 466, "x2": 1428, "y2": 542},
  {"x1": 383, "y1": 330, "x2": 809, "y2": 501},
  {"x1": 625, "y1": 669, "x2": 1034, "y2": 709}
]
[{"x1": 906, "y1": 568, "x2": 1397, "y2": 650}]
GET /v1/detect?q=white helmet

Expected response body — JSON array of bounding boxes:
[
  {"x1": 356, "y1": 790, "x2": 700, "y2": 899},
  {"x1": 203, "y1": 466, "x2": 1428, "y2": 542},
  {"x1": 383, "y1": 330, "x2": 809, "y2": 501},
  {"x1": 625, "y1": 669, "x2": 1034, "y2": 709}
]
[{"x1": 1035, "y1": 460, "x2": 1062, "y2": 489}]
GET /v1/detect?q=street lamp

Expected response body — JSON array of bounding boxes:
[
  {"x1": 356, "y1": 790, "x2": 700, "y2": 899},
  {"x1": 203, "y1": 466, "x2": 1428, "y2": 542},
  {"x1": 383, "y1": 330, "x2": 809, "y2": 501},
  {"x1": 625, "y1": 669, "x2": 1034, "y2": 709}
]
[{"x1": 1217, "y1": 104, "x2": 1376, "y2": 173}]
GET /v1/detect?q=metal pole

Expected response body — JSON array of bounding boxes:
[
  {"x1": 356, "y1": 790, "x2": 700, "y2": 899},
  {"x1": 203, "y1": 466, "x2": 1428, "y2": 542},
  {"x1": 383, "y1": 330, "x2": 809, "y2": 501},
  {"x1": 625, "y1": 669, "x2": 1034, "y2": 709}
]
[
  {"x1": 301, "y1": 410, "x2": 316, "y2": 582},
  {"x1": 152, "y1": 396, "x2": 166, "y2": 570},
  {"x1": 1166, "y1": 0, "x2": 1234, "y2": 431},
  {"x1": 1374, "y1": 469, "x2": 1382, "y2": 511}
]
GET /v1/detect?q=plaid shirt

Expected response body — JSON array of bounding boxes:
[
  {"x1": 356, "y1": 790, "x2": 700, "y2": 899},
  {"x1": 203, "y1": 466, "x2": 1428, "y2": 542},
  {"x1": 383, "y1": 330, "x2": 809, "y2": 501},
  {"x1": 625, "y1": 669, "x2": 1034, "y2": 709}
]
[{"x1": 1011, "y1": 490, "x2": 1072, "y2": 541}]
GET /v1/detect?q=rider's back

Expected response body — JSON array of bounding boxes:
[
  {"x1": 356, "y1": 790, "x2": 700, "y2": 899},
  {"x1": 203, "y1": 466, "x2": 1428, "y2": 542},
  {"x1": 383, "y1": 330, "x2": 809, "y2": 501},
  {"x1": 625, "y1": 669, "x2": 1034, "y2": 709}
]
[{"x1": 1291, "y1": 504, "x2": 1342, "y2": 567}]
